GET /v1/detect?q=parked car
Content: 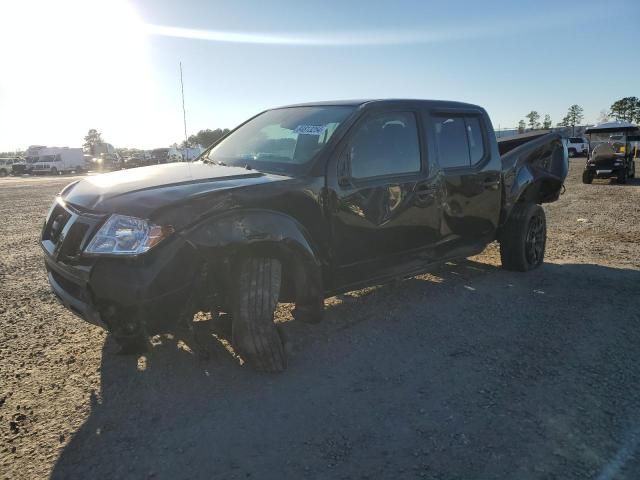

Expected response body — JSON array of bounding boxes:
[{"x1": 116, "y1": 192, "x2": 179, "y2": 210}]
[
  {"x1": 122, "y1": 155, "x2": 145, "y2": 169},
  {"x1": 11, "y1": 159, "x2": 31, "y2": 175},
  {"x1": 567, "y1": 137, "x2": 588, "y2": 157},
  {"x1": 41, "y1": 99, "x2": 568, "y2": 371},
  {"x1": 32, "y1": 148, "x2": 84, "y2": 175},
  {"x1": 582, "y1": 143, "x2": 636, "y2": 183},
  {"x1": 0, "y1": 158, "x2": 16, "y2": 176},
  {"x1": 150, "y1": 148, "x2": 170, "y2": 164},
  {"x1": 87, "y1": 153, "x2": 122, "y2": 172},
  {"x1": 583, "y1": 121, "x2": 638, "y2": 184}
]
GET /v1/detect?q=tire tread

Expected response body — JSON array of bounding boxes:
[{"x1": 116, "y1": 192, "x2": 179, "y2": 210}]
[{"x1": 233, "y1": 257, "x2": 286, "y2": 372}]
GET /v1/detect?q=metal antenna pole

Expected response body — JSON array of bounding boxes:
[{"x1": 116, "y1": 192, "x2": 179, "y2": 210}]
[{"x1": 180, "y1": 62, "x2": 188, "y2": 157}]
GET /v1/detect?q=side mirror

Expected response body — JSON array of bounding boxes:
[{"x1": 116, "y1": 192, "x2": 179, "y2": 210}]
[{"x1": 337, "y1": 149, "x2": 352, "y2": 187}]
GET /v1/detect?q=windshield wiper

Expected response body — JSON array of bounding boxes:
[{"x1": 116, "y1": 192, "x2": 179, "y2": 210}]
[{"x1": 202, "y1": 158, "x2": 227, "y2": 166}]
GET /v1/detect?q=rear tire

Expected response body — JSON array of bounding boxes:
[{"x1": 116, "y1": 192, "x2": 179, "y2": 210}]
[
  {"x1": 50, "y1": 167, "x2": 58, "y2": 176},
  {"x1": 0, "y1": 168, "x2": 7, "y2": 177},
  {"x1": 582, "y1": 171, "x2": 593, "y2": 184},
  {"x1": 232, "y1": 257, "x2": 286, "y2": 372},
  {"x1": 499, "y1": 202, "x2": 546, "y2": 272},
  {"x1": 568, "y1": 148, "x2": 576, "y2": 158}
]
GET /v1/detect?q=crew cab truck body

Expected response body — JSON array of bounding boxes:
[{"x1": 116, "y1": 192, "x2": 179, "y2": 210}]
[{"x1": 41, "y1": 99, "x2": 568, "y2": 371}]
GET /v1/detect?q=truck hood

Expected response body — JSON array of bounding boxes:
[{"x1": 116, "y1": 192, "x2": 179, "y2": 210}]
[{"x1": 62, "y1": 162, "x2": 292, "y2": 218}]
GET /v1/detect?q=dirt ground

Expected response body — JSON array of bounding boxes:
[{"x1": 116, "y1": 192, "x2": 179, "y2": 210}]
[{"x1": 1, "y1": 160, "x2": 640, "y2": 479}]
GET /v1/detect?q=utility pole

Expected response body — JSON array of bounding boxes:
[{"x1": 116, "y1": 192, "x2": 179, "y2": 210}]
[{"x1": 180, "y1": 62, "x2": 188, "y2": 158}]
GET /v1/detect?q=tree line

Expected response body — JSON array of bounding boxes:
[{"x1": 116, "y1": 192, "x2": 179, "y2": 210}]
[
  {"x1": 517, "y1": 97, "x2": 640, "y2": 134},
  {"x1": 517, "y1": 106, "x2": 583, "y2": 134},
  {"x1": 183, "y1": 128, "x2": 230, "y2": 148}
]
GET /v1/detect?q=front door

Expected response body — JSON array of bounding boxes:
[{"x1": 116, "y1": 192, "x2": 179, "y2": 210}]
[{"x1": 327, "y1": 108, "x2": 443, "y2": 288}]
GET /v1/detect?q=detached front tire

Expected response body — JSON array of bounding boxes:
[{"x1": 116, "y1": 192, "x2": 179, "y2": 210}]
[
  {"x1": 499, "y1": 202, "x2": 546, "y2": 272},
  {"x1": 232, "y1": 257, "x2": 286, "y2": 372}
]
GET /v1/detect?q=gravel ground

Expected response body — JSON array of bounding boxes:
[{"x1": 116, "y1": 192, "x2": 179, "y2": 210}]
[{"x1": 1, "y1": 160, "x2": 639, "y2": 479}]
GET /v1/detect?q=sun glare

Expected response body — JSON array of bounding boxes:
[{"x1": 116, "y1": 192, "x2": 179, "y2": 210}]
[{"x1": 0, "y1": 0, "x2": 152, "y2": 149}]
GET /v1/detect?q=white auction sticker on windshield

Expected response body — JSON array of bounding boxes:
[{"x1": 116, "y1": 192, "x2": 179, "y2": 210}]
[{"x1": 294, "y1": 125, "x2": 328, "y2": 135}]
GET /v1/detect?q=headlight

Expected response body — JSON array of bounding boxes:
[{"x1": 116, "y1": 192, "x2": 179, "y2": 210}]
[{"x1": 85, "y1": 214, "x2": 174, "y2": 256}]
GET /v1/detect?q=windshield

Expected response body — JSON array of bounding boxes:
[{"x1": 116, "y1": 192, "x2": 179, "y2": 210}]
[
  {"x1": 590, "y1": 133, "x2": 626, "y2": 144},
  {"x1": 204, "y1": 106, "x2": 354, "y2": 175}
]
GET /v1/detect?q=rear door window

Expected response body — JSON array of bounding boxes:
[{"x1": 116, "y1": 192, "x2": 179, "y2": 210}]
[
  {"x1": 465, "y1": 116, "x2": 485, "y2": 164},
  {"x1": 433, "y1": 114, "x2": 486, "y2": 169}
]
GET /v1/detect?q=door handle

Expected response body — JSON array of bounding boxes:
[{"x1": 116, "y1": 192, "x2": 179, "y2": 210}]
[{"x1": 482, "y1": 178, "x2": 500, "y2": 190}]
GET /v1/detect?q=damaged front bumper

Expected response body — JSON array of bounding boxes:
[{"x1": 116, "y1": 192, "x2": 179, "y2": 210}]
[
  {"x1": 41, "y1": 200, "x2": 199, "y2": 334},
  {"x1": 46, "y1": 260, "x2": 105, "y2": 328}
]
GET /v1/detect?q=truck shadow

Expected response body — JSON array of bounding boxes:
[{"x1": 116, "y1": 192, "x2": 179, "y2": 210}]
[{"x1": 52, "y1": 260, "x2": 640, "y2": 479}]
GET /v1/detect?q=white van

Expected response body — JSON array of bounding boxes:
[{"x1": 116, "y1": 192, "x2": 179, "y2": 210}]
[{"x1": 31, "y1": 148, "x2": 85, "y2": 175}]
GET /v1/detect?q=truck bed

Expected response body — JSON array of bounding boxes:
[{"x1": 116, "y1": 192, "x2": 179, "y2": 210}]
[
  {"x1": 497, "y1": 131, "x2": 568, "y2": 219},
  {"x1": 496, "y1": 130, "x2": 553, "y2": 156}
]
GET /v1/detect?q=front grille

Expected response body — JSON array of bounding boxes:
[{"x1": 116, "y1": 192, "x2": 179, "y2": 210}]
[
  {"x1": 43, "y1": 204, "x2": 71, "y2": 242},
  {"x1": 42, "y1": 201, "x2": 104, "y2": 262},
  {"x1": 59, "y1": 222, "x2": 90, "y2": 259}
]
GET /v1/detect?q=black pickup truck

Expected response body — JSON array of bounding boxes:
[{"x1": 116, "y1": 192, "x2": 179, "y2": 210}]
[{"x1": 41, "y1": 99, "x2": 567, "y2": 371}]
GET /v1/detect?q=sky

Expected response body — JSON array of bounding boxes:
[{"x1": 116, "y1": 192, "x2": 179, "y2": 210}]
[{"x1": 1, "y1": 0, "x2": 639, "y2": 152}]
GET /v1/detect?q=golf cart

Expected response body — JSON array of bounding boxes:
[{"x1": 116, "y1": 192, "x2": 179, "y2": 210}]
[{"x1": 582, "y1": 121, "x2": 638, "y2": 184}]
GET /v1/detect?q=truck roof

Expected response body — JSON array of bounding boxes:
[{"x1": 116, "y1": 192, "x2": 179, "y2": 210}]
[{"x1": 275, "y1": 99, "x2": 483, "y2": 110}]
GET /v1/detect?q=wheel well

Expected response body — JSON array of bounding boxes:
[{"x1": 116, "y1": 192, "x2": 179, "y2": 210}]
[
  {"x1": 204, "y1": 242, "x2": 310, "y2": 308},
  {"x1": 518, "y1": 178, "x2": 562, "y2": 204}
]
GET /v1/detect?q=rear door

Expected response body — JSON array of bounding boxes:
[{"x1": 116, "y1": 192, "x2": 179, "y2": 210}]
[
  {"x1": 427, "y1": 110, "x2": 501, "y2": 249},
  {"x1": 327, "y1": 106, "x2": 443, "y2": 286}
]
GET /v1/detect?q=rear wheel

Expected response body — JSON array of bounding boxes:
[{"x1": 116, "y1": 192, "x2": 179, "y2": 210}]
[
  {"x1": 629, "y1": 161, "x2": 635, "y2": 179},
  {"x1": 582, "y1": 170, "x2": 593, "y2": 184},
  {"x1": 568, "y1": 148, "x2": 576, "y2": 158},
  {"x1": 231, "y1": 257, "x2": 286, "y2": 372},
  {"x1": 499, "y1": 202, "x2": 546, "y2": 272},
  {"x1": 0, "y1": 168, "x2": 7, "y2": 177},
  {"x1": 50, "y1": 167, "x2": 58, "y2": 176}
]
